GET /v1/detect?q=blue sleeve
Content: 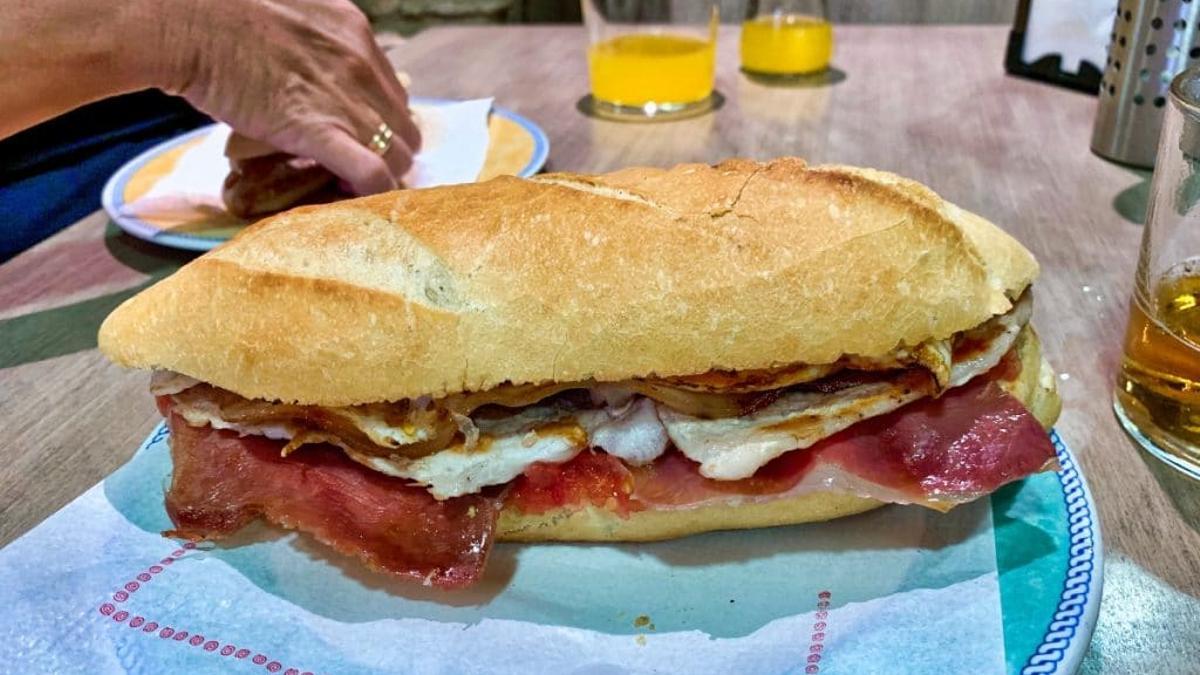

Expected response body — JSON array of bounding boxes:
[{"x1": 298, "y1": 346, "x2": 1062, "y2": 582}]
[{"x1": 0, "y1": 90, "x2": 210, "y2": 262}]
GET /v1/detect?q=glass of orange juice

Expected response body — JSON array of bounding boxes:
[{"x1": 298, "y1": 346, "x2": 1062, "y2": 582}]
[
  {"x1": 581, "y1": 0, "x2": 720, "y2": 121},
  {"x1": 741, "y1": 0, "x2": 833, "y2": 80}
]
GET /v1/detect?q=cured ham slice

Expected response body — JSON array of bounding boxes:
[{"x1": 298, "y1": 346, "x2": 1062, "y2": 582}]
[
  {"x1": 515, "y1": 372, "x2": 1057, "y2": 514},
  {"x1": 163, "y1": 412, "x2": 500, "y2": 589},
  {"x1": 658, "y1": 300, "x2": 1030, "y2": 482}
]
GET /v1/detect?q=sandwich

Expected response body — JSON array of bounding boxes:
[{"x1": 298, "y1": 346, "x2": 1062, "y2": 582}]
[
  {"x1": 98, "y1": 158, "x2": 1061, "y2": 589},
  {"x1": 221, "y1": 132, "x2": 344, "y2": 219}
]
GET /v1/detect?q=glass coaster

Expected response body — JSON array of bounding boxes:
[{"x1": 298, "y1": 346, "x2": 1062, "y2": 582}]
[{"x1": 576, "y1": 91, "x2": 725, "y2": 122}]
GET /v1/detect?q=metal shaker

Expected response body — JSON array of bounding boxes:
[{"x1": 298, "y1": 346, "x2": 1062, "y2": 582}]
[{"x1": 1092, "y1": 0, "x2": 1200, "y2": 168}]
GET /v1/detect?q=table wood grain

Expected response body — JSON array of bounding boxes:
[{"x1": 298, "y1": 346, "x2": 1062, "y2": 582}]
[{"x1": 2, "y1": 25, "x2": 1197, "y2": 672}]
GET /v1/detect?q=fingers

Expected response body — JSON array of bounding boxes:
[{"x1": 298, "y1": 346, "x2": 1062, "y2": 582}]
[
  {"x1": 351, "y1": 18, "x2": 421, "y2": 152},
  {"x1": 363, "y1": 52, "x2": 422, "y2": 152},
  {"x1": 290, "y1": 126, "x2": 397, "y2": 196},
  {"x1": 309, "y1": 103, "x2": 416, "y2": 191},
  {"x1": 380, "y1": 80, "x2": 422, "y2": 153},
  {"x1": 329, "y1": 39, "x2": 419, "y2": 183},
  {"x1": 259, "y1": 105, "x2": 411, "y2": 195},
  {"x1": 367, "y1": 107, "x2": 417, "y2": 180},
  {"x1": 224, "y1": 132, "x2": 277, "y2": 161},
  {"x1": 381, "y1": 127, "x2": 416, "y2": 183}
]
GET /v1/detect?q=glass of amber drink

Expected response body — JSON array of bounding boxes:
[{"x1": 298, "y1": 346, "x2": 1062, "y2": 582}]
[
  {"x1": 740, "y1": 0, "x2": 832, "y2": 80},
  {"x1": 580, "y1": 0, "x2": 720, "y2": 121},
  {"x1": 1115, "y1": 66, "x2": 1200, "y2": 479}
]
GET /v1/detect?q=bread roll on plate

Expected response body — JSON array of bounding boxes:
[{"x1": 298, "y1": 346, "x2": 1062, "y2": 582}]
[{"x1": 99, "y1": 158, "x2": 1060, "y2": 589}]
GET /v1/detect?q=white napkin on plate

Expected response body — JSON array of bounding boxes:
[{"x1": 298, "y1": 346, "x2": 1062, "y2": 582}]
[
  {"x1": 404, "y1": 98, "x2": 493, "y2": 187},
  {"x1": 0, "y1": 423, "x2": 1010, "y2": 675},
  {"x1": 120, "y1": 98, "x2": 494, "y2": 219}
]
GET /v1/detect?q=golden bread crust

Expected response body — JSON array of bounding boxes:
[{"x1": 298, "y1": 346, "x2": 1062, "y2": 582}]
[{"x1": 99, "y1": 158, "x2": 1039, "y2": 406}]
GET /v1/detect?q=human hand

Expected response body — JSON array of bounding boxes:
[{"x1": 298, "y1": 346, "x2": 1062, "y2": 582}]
[{"x1": 148, "y1": 0, "x2": 421, "y2": 195}]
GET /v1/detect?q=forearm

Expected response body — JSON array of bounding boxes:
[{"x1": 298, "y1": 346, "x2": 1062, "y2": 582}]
[
  {"x1": 0, "y1": 0, "x2": 183, "y2": 139},
  {"x1": 0, "y1": 0, "x2": 419, "y2": 194}
]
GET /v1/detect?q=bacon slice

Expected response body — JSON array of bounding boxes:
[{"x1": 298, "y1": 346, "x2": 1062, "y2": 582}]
[{"x1": 163, "y1": 412, "x2": 500, "y2": 589}]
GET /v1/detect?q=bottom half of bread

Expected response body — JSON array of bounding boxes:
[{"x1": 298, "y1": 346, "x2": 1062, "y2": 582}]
[{"x1": 497, "y1": 326, "x2": 1061, "y2": 543}]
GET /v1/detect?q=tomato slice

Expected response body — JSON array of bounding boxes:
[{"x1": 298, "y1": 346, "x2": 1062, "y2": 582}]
[{"x1": 507, "y1": 450, "x2": 641, "y2": 516}]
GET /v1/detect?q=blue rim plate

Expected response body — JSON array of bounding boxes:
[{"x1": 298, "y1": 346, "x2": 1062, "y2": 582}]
[
  {"x1": 1001, "y1": 432, "x2": 1103, "y2": 674},
  {"x1": 100, "y1": 98, "x2": 550, "y2": 252}
]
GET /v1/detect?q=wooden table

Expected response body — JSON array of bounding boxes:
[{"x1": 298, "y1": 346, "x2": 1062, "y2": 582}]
[{"x1": 2, "y1": 25, "x2": 1197, "y2": 672}]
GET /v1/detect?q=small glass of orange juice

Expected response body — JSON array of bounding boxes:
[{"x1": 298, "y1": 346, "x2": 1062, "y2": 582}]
[
  {"x1": 581, "y1": 0, "x2": 720, "y2": 121},
  {"x1": 741, "y1": 0, "x2": 833, "y2": 80}
]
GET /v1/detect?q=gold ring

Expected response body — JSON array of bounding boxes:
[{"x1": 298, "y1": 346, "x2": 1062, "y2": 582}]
[{"x1": 367, "y1": 122, "x2": 394, "y2": 155}]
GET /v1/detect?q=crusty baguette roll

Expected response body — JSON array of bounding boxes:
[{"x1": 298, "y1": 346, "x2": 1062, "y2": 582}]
[
  {"x1": 98, "y1": 157, "x2": 1038, "y2": 406},
  {"x1": 497, "y1": 324, "x2": 1060, "y2": 542},
  {"x1": 499, "y1": 491, "x2": 885, "y2": 543}
]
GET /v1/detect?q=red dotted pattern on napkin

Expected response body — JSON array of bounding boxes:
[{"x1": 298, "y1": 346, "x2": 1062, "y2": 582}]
[
  {"x1": 97, "y1": 542, "x2": 311, "y2": 675},
  {"x1": 98, "y1": 536, "x2": 833, "y2": 673},
  {"x1": 805, "y1": 590, "x2": 831, "y2": 674}
]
